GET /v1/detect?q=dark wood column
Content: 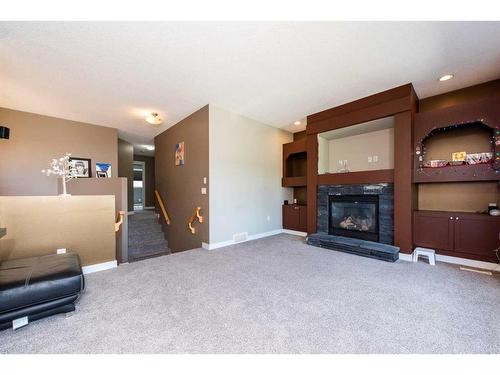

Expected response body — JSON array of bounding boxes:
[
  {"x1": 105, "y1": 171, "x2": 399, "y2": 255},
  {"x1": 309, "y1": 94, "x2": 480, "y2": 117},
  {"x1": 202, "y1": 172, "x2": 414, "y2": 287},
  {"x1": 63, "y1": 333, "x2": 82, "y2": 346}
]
[
  {"x1": 306, "y1": 133, "x2": 318, "y2": 233},
  {"x1": 393, "y1": 111, "x2": 414, "y2": 253}
]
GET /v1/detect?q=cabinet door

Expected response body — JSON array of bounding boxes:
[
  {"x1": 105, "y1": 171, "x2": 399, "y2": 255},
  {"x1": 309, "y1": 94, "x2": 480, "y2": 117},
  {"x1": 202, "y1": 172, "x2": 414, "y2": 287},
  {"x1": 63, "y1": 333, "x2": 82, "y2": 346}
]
[
  {"x1": 298, "y1": 206, "x2": 307, "y2": 232},
  {"x1": 414, "y1": 211, "x2": 454, "y2": 251},
  {"x1": 283, "y1": 205, "x2": 300, "y2": 230},
  {"x1": 454, "y1": 215, "x2": 500, "y2": 261}
]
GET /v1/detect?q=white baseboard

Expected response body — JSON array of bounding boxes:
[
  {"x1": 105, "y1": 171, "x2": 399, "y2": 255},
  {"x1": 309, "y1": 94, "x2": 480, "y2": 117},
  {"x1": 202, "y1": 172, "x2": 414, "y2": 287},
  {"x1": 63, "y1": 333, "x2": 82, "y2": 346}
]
[
  {"x1": 82, "y1": 260, "x2": 117, "y2": 274},
  {"x1": 398, "y1": 253, "x2": 413, "y2": 262},
  {"x1": 435, "y1": 254, "x2": 499, "y2": 271},
  {"x1": 203, "y1": 229, "x2": 283, "y2": 250},
  {"x1": 282, "y1": 229, "x2": 307, "y2": 237},
  {"x1": 399, "y1": 250, "x2": 499, "y2": 271}
]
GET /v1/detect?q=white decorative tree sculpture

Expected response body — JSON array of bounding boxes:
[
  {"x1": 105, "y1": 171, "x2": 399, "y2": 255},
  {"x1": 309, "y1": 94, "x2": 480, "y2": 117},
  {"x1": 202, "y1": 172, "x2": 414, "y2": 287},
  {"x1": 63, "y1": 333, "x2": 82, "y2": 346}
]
[{"x1": 41, "y1": 153, "x2": 77, "y2": 196}]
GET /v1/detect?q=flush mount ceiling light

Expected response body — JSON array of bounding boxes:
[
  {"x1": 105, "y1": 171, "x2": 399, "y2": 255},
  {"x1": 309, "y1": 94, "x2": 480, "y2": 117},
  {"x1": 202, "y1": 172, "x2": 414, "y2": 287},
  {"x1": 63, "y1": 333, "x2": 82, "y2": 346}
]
[
  {"x1": 439, "y1": 74, "x2": 454, "y2": 82},
  {"x1": 294, "y1": 121, "x2": 301, "y2": 125},
  {"x1": 146, "y1": 112, "x2": 162, "y2": 125},
  {"x1": 144, "y1": 145, "x2": 154, "y2": 151}
]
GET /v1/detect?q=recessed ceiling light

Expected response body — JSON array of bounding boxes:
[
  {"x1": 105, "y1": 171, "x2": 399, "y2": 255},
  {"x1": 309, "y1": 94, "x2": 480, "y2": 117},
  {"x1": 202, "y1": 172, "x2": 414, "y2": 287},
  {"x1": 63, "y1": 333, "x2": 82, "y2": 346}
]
[
  {"x1": 146, "y1": 112, "x2": 162, "y2": 125},
  {"x1": 144, "y1": 145, "x2": 154, "y2": 151},
  {"x1": 439, "y1": 74, "x2": 454, "y2": 82},
  {"x1": 294, "y1": 121, "x2": 301, "y2": 125}
]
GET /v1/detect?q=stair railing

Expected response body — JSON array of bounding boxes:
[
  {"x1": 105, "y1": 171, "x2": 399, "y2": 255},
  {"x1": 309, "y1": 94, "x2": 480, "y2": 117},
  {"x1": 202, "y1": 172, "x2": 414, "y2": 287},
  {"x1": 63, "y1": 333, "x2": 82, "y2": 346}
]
[
  {"x1": 188, "y1": 206, "x2": 203, "y2": 234},
  {"x1": 115, "y1": 211, "x2": 125, "y2": 232},
  {"x1": 155, "y1": 190, "x2": 171, "y2": 225}
]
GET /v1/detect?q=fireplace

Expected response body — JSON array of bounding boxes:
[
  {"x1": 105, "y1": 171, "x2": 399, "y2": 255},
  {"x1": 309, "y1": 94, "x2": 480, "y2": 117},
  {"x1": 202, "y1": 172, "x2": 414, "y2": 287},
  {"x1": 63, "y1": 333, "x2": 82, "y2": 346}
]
[{"x1": 329, "y1": 194, "x2": 379, "y2": 242}]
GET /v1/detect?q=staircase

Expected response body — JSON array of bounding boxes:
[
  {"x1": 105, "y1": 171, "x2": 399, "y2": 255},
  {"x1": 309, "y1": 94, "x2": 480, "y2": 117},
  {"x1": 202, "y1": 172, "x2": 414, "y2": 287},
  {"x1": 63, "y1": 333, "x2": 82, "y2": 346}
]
[{"x1": 128, "y1": 210, "x2": 171, "y2": 262}]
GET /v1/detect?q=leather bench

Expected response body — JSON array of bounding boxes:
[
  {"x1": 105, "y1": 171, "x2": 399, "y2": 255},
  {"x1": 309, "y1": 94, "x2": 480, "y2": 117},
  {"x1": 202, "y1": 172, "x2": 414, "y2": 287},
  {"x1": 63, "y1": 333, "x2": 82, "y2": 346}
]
[{"x1": 0, "y1": 253, "x2": 84, "y2": 330}]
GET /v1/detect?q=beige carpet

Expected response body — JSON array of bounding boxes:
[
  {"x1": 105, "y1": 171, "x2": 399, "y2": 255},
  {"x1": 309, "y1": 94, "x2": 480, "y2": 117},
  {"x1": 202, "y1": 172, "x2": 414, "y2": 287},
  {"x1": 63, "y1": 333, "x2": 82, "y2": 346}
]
[{"x1": 0, "y1": 234, "x2": 498, "y2": 353}]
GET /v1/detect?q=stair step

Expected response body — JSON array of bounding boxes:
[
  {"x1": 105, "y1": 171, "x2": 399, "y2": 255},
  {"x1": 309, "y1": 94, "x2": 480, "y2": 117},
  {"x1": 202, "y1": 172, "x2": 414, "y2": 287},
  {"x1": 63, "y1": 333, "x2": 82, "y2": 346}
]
[
  {"x1": 128, "y1": 225, "x2": 164, "y2": 235},
  {"x1": 128, "y1": 236, "x2": 167, "y2": 248},
  {"x1": 127, "y1": 210, "x2": 169, "y2": 262},
  {"x1": 128, "y1": 230, "x2": 165, "y2": 242}
]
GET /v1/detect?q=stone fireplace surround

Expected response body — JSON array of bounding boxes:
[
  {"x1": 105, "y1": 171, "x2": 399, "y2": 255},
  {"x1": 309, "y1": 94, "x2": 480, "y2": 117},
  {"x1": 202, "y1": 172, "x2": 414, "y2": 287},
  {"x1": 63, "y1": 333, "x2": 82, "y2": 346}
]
[{"x1": 317, "y1": 183, "x2": 394, "y2": 245}]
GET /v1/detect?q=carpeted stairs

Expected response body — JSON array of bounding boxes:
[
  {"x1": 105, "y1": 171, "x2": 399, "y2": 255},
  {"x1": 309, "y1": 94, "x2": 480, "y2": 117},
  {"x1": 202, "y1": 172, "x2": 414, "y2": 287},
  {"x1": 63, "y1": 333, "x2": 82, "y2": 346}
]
[{"x1": 128, "y1": 210, "x2": 171, "y2": 262}]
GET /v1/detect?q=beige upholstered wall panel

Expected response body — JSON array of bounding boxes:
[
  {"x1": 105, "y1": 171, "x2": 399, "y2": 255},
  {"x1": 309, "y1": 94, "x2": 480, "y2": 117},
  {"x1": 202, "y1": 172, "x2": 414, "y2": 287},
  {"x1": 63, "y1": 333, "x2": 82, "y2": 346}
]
[{"x1": 0, "y1": 195, "x2": 115, "y2": 266}]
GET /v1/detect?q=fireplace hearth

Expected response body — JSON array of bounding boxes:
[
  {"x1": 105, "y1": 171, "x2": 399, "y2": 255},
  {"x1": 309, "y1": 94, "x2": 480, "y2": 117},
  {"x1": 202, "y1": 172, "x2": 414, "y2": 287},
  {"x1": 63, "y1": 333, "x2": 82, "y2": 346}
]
[{"x1": 329, "y1": 194, "x2": 379, "y2": 242}]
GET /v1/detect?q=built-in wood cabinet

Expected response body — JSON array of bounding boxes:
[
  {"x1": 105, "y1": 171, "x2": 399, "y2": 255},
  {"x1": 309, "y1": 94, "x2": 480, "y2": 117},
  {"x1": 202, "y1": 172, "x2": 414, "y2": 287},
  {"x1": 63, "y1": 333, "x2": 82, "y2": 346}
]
[
  {"x1": 282, "y1": 139, "x2": 307, "y2": 188},
  {"x1": 414, "y1": 210, "x2": 500, "y2": 262},
  {"x1": 283, "y1": 204, "x2": 307, "y2": 232}
]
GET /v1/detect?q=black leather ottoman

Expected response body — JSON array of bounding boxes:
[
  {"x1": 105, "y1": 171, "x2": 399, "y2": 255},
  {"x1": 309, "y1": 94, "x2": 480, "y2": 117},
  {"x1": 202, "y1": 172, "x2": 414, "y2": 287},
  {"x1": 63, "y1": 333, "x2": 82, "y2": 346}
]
[{"x1": 0, "y1": 253, "x2": 84, "y2": 330}]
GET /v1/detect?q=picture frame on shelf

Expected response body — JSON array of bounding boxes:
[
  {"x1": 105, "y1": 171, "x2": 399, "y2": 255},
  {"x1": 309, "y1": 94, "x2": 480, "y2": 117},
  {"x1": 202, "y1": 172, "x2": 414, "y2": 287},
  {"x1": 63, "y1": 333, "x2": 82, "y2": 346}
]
[
  {"x1": 96, "y1": 162, "x2": 112, "y2": 178},
  {"x1": 69, "y1": 157, "x2": 91, "y2": 178}
]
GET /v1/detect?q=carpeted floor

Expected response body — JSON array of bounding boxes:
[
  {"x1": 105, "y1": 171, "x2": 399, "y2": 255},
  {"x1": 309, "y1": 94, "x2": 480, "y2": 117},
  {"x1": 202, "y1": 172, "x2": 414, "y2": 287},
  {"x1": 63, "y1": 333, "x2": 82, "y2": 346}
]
[{"x1": 0, "y1": 234, "x2": 498, "y2": 354}]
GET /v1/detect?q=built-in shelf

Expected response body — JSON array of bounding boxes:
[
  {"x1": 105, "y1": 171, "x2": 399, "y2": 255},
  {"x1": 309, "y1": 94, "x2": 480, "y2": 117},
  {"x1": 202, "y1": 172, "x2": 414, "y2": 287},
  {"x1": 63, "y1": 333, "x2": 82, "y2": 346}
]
[
  {"x1": 414, "y1": 163, "x2": 499, "y2": 183},
  {"x1": 282, "y1": 176, "x2": 307, "y2": 187},
  {"x1": 317, "y1": 169, "x2": 394, "y2": 185}
]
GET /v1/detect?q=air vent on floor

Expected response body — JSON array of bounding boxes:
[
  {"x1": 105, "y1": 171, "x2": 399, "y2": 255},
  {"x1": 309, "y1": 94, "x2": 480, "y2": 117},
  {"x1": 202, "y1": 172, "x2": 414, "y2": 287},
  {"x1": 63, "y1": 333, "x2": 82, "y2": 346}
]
[{"x1": 233, "y1": 232, "x2": 248, "y2": 243}]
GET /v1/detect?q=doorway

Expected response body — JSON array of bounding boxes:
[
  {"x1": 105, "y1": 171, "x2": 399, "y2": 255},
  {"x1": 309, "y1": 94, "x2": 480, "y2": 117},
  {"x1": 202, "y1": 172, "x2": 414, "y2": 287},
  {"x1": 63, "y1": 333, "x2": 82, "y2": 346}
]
[{"x1": 133, "y1": 161, "x2": 146, "y2": 211}]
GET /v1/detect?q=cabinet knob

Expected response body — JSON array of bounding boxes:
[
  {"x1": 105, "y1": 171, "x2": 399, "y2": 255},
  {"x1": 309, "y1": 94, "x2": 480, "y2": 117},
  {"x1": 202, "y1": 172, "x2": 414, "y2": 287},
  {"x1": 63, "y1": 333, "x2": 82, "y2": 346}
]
[
  {"x1": 449, "y1": 216, "x2": 453, "y2": 220},
  {"x1": 455, "y1": 217, "x2": 459, "y2": 220}
]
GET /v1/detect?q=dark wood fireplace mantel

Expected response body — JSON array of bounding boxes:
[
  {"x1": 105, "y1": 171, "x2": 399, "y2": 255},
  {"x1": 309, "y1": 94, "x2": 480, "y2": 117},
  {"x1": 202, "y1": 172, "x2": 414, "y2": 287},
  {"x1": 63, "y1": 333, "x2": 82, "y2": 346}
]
[{"x1": 318, "y1": 169, "x2": 394, "y2": 185}]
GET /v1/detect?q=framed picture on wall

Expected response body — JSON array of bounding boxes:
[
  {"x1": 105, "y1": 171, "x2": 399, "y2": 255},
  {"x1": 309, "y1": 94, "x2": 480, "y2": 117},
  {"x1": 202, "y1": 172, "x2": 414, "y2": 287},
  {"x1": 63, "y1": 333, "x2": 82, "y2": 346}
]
[
  {"x1": 69, "y1": 157, "x2": 92, "y2": 178},
  {"x1": 175, "y1": 142, "x2": 185, "y2": 166},
  {"x1": 96, "y1": 162, "x2": 112, "y2": 178}
]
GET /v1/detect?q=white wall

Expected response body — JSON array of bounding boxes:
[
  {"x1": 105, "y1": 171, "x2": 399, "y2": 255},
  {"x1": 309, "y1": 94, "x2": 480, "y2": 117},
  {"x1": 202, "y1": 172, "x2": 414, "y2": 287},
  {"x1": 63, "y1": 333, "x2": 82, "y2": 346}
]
[
  {"x1": 209, "y1": 106, "x2": 293, "y2": 244},
  {"x1": 318, "y1": 128, "x2": 394, "y2": 173}
]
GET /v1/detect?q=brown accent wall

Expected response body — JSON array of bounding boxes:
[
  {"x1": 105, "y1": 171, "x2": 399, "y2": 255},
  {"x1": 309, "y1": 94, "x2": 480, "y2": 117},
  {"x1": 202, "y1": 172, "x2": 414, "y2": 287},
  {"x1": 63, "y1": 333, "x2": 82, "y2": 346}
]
[
  {"x1": 419, "y1": 79, "x2": 500, "y2": 112},
  {"x1": 118, "y1": 138, "x2": 134, "y2": 212},
  {"x1": 133, "y1": 155, "x2": 155, "y2": 208},
  {"x1": 0, "y1": 108, "x2": 118, "y2": 196},
  {"x1": 154, "y1": 105, "x2": 209, "y2": 252},
  {"x1": 418, "y1": 182, "x2": 499, "y2": 213},
  {"x1": 0, "y1": 196, "x2": 116, "y2": 266}
]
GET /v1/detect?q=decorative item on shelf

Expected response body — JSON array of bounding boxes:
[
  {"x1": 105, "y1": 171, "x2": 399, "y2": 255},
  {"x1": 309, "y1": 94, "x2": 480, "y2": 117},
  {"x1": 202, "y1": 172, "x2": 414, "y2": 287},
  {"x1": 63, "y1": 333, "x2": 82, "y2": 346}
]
[
  {"x1": 284, "y1": 200, "x2": 289, "y2": 205},
  {"x1": 41, "y1": 153, "x2": 78, "y2": 196},
  {"x1": 0, "y1": 125, "x2": 10, "y2": 139},
  {"x1": 452, "y1": 151, "x2": 466, "y2": 162},
  {"x1": 465, "y1": 152, "x2": 493, "y2": 165},
  {"x1": 338, "y1": 160, "x2": 349, "y2": 173},
  {"x1": 488, "y1": 203, "x2": 498, "y2": 215},
  {"x1": 95, "y1": 162, "x2": 112, "y2": 178},
  {"x1": 489, "y1": 209, "x2": 500, "y2": 217},
  {"x1": 69, "y1": 157, "x2": 92, "y2": 178},
  {"x1": 423, "y1": 159, "x2": 448, "y2": 168},
  {"x1": 293, "y1": 198, "x2": 297, "y2": 204}
]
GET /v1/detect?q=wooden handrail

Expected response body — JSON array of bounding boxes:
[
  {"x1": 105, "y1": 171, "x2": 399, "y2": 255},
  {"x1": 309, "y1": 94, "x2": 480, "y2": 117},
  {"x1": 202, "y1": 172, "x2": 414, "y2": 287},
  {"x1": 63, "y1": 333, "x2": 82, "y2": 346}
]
[
  {"x1": 155, "y1": 190, "x2": 171, "y2": 225},
  {"x1": 115, "y1": 211, "x2": 125, "y2": 233},
  {"x1": 188, "y1": 206, "x2": 203, "y2": 234}
]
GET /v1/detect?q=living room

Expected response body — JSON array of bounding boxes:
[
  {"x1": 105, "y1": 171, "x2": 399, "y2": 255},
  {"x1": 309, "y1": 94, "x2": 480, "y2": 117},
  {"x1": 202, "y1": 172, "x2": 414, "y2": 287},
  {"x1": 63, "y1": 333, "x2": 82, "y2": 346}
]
[{"x1": 0, "y1": 2, "x2": 499, "y2": 374}]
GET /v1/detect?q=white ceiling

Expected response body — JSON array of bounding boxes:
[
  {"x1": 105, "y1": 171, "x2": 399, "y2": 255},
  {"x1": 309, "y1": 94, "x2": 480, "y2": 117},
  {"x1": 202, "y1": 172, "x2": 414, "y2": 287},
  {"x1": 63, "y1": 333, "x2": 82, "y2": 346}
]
[{"x1": 1, "y1": 22, "x2": 499, "y2": 155}]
